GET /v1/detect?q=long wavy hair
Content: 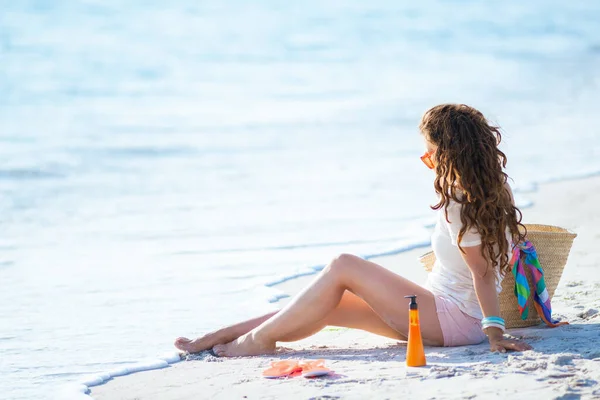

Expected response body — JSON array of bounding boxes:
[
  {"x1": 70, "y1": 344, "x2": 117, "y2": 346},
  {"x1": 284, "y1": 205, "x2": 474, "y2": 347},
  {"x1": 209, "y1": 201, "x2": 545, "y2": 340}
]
[{"x1": 419, "y1": 104, "x2": 526, "y2": 275}]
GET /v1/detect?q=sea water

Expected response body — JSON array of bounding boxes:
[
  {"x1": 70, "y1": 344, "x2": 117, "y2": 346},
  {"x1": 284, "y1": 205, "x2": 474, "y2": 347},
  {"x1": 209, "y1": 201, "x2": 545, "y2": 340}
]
[{"x1": 1, "y1": 1, "x2": 599, "y2": 398}]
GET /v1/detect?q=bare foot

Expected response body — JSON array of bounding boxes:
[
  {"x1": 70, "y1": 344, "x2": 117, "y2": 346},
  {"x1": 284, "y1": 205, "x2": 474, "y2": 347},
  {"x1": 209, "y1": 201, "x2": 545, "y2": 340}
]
[
  {"x1": 174, "y1": 332, "x2": 227, "y2": 353},
  {"x1": 212, "y1": 333, "x2": 276, "y2": 357}
]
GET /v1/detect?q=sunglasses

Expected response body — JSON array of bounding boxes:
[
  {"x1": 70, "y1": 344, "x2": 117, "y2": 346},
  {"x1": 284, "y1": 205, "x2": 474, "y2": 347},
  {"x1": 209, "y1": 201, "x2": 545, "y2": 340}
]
[{"x1": 420, "y1": 151, "x2": 435, "y2": 169}]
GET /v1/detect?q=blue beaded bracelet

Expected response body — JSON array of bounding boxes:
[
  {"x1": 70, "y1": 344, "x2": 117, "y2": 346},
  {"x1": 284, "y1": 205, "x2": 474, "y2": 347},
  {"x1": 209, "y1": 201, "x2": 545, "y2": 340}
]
[
  {"x1": 481, "y1": 316, "x2": 506, "y2": 333},
  {"x1": 481, "y1": 316, "x2": 505, "y2": 325}
]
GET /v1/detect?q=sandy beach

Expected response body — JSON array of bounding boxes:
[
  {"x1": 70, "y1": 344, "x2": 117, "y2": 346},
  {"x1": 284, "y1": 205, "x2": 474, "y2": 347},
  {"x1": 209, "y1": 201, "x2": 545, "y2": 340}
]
[{"x1": 89, "y1": 176, "x2": 600, "y2": 400}]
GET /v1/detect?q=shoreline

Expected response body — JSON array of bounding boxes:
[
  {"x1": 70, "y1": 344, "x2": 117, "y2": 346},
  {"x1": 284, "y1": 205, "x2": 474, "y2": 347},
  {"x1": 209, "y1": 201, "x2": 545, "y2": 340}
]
[{"x1": 84, "y1": 175, "x2": 600, "y2": 399}]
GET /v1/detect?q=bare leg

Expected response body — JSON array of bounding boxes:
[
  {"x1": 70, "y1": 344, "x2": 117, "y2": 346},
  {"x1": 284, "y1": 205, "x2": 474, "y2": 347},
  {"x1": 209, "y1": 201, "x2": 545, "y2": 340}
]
[
  {"x1": 213, "y1": 254, "x2": 443, "y2": 357},
  {"x1": 279, "y1": 290, "x2": 407, "y2": 342},
  {"x1": 174, "y1": 312, "x2": 276, "y2": 353},
  {"x1": 174, "y1": 291, "x2": 404, "y2": 353}
]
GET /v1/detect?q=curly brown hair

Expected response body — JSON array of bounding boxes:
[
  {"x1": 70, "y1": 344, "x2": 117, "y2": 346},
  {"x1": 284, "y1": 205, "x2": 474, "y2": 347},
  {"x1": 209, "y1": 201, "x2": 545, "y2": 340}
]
[{"x1": 419, "y1": 104, "x2": 526, "y2": 275}]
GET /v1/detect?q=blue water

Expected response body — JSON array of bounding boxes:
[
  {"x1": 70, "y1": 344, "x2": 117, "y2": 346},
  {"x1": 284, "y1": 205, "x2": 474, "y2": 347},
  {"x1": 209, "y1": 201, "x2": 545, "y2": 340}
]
[{"x1": 1, "y1": 1, "x2": 599, "y2": 398}]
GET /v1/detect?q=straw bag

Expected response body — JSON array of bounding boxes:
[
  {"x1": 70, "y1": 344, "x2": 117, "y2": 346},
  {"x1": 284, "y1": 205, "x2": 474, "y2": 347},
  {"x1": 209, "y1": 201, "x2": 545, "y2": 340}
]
[{"x1": 419, "y1": 224, "x2": 577, "y2": 329}]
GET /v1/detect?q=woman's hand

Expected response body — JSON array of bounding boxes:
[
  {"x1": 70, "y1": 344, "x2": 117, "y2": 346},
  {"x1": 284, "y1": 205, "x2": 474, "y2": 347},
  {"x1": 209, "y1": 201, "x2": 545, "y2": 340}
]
[
  {"x1": 489, "y1": 336, "x2": 533, "y2": 353},
  {"x1": 486, "y1": 327, "x2": 532, "y2": 353}
]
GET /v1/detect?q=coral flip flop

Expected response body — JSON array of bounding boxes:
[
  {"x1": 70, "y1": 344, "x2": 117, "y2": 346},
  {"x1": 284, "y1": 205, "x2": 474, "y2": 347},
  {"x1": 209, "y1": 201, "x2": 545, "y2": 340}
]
[
  {"x1": 262, "y1": 360, "x2": 302, "y2": 379},
  {"x1": 299, "y1": 359, "x2": 332, "y2": 378}
]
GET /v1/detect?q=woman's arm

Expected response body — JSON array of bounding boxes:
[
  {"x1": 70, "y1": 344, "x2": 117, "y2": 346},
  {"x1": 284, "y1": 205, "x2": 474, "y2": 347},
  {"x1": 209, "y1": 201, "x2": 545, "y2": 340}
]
[{"x1": 461, "y1": 245, "x2": 532, "y2": 352}]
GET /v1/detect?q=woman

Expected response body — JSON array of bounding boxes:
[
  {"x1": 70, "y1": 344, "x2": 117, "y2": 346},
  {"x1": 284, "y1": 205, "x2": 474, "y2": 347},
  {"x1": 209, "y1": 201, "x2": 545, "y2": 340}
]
[{"x1": 175, "y1": 104, "x2": 533, "y2": 356}]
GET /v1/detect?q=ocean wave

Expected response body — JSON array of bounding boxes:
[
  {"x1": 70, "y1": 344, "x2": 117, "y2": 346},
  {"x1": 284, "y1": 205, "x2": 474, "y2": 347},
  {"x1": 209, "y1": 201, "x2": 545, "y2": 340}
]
[
  {"x1": 0, "y1": 168, "x2": 65, "y2": 180},
  {"x1": 56, "y1": 352, "x2": 182, "y2": 400}
]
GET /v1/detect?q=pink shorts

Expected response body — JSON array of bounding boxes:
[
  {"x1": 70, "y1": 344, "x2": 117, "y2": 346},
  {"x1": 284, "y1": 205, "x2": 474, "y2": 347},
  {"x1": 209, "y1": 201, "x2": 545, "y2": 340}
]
[{"x1": 433, "y1": 295, "x2": 487, "y2": 347}]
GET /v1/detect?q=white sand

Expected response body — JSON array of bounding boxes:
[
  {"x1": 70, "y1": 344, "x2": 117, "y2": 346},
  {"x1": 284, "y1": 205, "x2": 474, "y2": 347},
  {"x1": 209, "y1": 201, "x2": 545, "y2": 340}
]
[{"x1": 90, "y1": 176, "x2": 600, "y2": 400}]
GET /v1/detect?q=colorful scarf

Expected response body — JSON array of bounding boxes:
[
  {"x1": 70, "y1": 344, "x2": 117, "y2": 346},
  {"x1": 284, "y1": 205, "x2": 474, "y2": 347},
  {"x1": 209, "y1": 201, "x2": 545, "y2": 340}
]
[{"x1": 511, "y1": 240, "x2": 568, "y2": 327}]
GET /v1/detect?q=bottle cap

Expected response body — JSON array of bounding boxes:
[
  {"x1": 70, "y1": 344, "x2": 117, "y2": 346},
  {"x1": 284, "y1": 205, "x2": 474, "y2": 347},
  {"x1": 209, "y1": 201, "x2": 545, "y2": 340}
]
[{"x1": 404, "y1": 295, "x2": 418, "y2": 310}]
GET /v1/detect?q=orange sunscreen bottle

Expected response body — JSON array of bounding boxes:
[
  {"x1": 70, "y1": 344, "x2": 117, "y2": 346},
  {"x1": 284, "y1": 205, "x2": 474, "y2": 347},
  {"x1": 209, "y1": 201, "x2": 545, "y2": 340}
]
[{"x1": 404, "y1": 295, "x2": 426, "y2": 367}]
